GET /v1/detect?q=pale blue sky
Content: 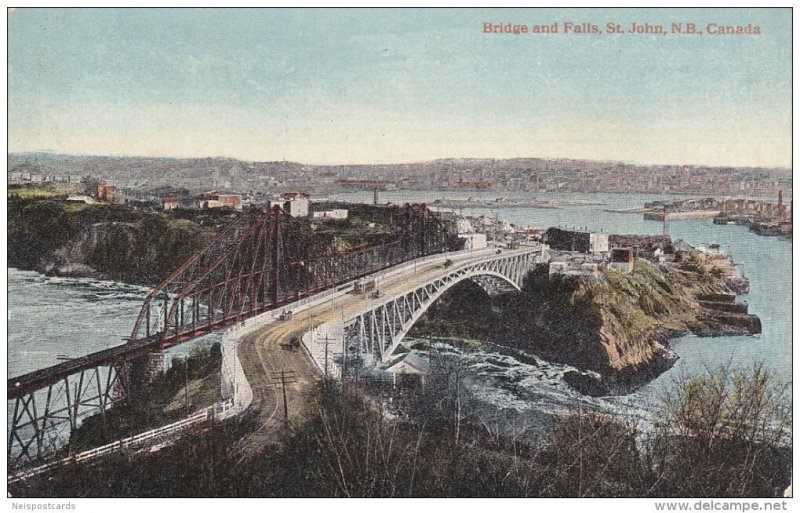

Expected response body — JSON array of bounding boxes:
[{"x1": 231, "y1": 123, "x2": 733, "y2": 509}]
[{"x1": 8, "y1": 8, "x2": 792, "y2": 167}]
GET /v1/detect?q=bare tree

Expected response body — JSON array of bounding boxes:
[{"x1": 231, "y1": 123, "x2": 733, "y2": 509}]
[{"x1": 646, "y1": 364, "x2": 792, "y2": 497}]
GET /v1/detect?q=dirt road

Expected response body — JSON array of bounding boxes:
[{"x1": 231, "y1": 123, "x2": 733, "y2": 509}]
[{"x1": 234, "y1": 248, "x2": 523, "y2": 453}]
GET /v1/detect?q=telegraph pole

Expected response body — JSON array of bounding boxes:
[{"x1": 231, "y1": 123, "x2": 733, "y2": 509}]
[
  {"x1": 280, "y1": 370, "x2": 288, "y2": 420},
  {"x1": 342, "y1": 335, "x2": 348, "y2": 380},
  {"x1": 185, "y1": 358, "x2": 189, "y2": 414},
  {"x1": 324, "y1": 333, "x2": 329, "y2": 378},
  {"x1": 267, "y1": 370, "x2": 296, "y2": 422}
]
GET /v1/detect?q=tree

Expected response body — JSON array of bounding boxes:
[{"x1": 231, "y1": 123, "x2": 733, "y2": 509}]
[
  {"x1": 536, "y1": 412, "x2": 649, "y2": 497},
  {"x1": 646, "y1": 364, "x2": 791, "y2": 497}
]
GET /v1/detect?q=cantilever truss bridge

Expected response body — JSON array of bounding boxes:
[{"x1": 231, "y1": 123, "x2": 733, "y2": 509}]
[{"x1": 8, "y1": 203, "x2": 455, "y2": 468}]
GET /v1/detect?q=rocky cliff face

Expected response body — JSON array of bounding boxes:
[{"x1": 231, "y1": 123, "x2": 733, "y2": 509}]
[
  {"x1": 8, "y1": 199, "x2": 211, "y2": 285},
  {"x1": 411, "y1": 248, "x2": 760, "y2": 396}
]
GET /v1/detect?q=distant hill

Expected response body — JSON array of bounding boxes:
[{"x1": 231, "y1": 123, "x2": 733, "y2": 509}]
[{"x1": 7, "y1": 152, "x2": 791, "y2": 197}]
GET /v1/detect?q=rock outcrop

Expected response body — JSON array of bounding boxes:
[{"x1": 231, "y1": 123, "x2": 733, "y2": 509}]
[{"x1": 8, "y1": 199, "x2": 213, "y2": 285}]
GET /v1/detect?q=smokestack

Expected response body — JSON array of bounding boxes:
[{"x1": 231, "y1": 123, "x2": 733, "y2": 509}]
[{"x1": 373, "y1": 187, "x2": 378, "y2": 205}]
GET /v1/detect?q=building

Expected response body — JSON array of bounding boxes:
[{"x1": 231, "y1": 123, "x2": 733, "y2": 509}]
[
  {"x1": 200, "y1": 199, "x2": 224, "y2": 209},
  {"x1": 312, "y1": 209, "x2": 348, "y2": 220},
  {"x1": 66, "y1": 195, "x2": 95, "y2": 204},
  {"x1": 456, "y1": 217, "x2": 474, "y2": 234},
  {"x1": 96, "y1": 183, "x2": 116, "y2": 203},
  {"x1": 545, "y1": 228, "x2": 608, "y2": 254},
  {"x1": 208, "y1": 192, "x2": 242, "y2": 210},
  {"x1": 548, "y1": 261, "x2": 570, "y2": 276},
  {"x1": 384, "y1": 352, "x2": 430, "y2": 386},
  {"x1": 162, "y1": 196, "x2": 180, "y2": 210},
  {"x1": 608, "y1": 234, "x2": 672, "y2": 261},
  {"x1": 272, "y1": 192, "x2": 310, "y2": 217},
  {"x1": 609, "y1": 247, "x2": 634, "y2": 273},
  {"x1": 458, "y1": 233, "x2": 487, "y2": 250},
  {"x1": 547, "y1": 256, "x2": 602, "y2": 278},
  {"x1": 589, "y1": 233, "x2": 609, "y2": 253}
]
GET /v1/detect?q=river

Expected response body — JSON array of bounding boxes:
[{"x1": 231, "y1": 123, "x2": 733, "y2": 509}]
[{"x1": 7, "y1": 191, "x2": 792, "y2": 431}]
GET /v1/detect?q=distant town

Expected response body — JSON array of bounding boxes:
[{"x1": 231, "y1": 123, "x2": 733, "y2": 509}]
[{"x1": 8, "y1": 152, "x2": 792, "y2": 198}]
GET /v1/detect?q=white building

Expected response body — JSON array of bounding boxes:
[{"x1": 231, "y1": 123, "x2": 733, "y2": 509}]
[
  {"x1": 312, "y1": 209, "x2": 348, "y2": 220},
  {"x1": 458, "y1": 233, "x2": 487, "y2": 250},
  {"x1": 272, "y1": 192, "x2": 310, "y2": 217},
  {"x1": 199, "y1": 199, "x2": 224, "y2": 209},
  {"x1": 548, "y1": 261, "x2": 570, "y2": 276},
  {"x1": 66, "y1": 195, "x2": 95, "y2": 204},
  {"x1": 589, "y1": 233, "x2": 609, "y2": 254},
  {"x1": 456, "y1": 217, "x2": 474, "y2": 234}
]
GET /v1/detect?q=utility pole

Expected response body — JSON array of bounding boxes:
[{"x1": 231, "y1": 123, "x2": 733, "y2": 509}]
[
  {"x1": 280, "y1": 370, "x2": 288, "y2": 420},
  {"x1": 495, "y1": 211, "x2": 499, "y2": 245},
  {"x1": 268, "y1": 370, "x2": 296, "y2": 422},
  {"x1": 185, "y1": 358, "x2": 189, "y2": 414},
  {"x1": 324, "y1": 333, "x2": 329, "y2": 378},
  {"x1": 342, "y1": 335, "x2": 348, "y2": 381}
]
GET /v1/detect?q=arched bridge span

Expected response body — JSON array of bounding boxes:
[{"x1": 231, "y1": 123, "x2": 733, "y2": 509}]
[{"x1": 335, "y1": 248, "x2": 545, "y2": 367}]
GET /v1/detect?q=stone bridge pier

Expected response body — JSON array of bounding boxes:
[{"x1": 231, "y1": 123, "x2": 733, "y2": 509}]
[{"x1": 113, "y1": 351, "x2": 166, "y2": 400}]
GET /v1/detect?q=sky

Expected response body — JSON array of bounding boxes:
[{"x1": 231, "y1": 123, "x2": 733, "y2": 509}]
[{"x1": 7, "y1": 8, "x2": 792, "y2": 167}]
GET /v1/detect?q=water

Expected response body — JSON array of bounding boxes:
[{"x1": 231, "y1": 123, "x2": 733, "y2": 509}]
[
  {"x1": 7, "y1": 190, "x2": 791, "y2": 428},
  {"x1": 7, "y1": 269, "x2": 221, "y2": 379}
]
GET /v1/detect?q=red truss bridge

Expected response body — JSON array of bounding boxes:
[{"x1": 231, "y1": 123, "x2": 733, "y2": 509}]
[{"x1": 8, "y1": 203, "x2": 455, "y2": 467}]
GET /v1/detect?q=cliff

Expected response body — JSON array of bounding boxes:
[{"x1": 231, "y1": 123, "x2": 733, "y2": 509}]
[
  {"x1": 411, "y1": 249, "x2": 760, "y2": 395},
  {"x1": 8, "y1": 199, "x2": 216, "y2": 285}
]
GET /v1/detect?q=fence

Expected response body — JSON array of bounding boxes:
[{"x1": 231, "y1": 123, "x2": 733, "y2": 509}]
[{"x1": 8, "y1": 399, "x2": 234, "y2": 484}]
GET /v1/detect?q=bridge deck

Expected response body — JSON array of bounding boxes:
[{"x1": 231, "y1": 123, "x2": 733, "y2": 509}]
[
  {"x1": 7, "y1": 247, "x2": 536, "y2": 400},
  {"x1": 234, "y1": 247, "x2": 538, "y2": 449},
  {"x1": 6, "y1": 255, "x2": 439, "y2": 399},
  {"x1": 7, "y1": 338, "x2": 161, "y2": 399}
]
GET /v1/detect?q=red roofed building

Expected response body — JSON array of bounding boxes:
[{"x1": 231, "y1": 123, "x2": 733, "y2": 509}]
[
  {"x1": 162, "y1": 196, "x2": 180, "y2": 210},
  {"x1": 96, "y1": 183, "x2": 116, "y2": 203}
]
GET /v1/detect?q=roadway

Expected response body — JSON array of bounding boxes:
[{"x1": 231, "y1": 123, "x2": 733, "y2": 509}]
[{"x1": 234, "y1": 247, "x2": 515, "y2": 452}]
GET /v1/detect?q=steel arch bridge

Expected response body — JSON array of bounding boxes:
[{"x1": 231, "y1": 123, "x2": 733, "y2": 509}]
[
  {"x1": 8, "y1": 202, "x2": 456, "y2": 468},
  {"x1": 342, "y1": 248, "x2": 543, "y2": 365}
]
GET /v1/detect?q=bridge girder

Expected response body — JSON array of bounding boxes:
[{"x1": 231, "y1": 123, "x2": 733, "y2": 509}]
[{"x1": 7, "y1": 203, "x2": 454, "y2": 469}]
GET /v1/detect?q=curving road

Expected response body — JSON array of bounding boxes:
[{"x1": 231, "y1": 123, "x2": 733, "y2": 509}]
[{"x1": 234, "y1": 248, "x2": 522, "y2": 452}]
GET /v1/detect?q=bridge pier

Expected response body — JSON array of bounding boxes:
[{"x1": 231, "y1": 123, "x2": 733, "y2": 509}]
[{"x1": 114, "y1": 351, "x2": 165, "y2": 400}]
